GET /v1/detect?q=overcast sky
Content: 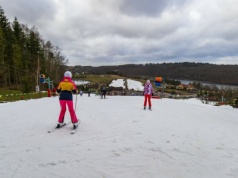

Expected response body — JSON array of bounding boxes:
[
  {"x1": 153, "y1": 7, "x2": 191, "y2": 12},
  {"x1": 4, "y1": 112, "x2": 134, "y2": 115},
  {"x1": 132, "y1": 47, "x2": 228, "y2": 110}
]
[{"x1": 1, "y1": 0, "x2": 238, "y2": 66}]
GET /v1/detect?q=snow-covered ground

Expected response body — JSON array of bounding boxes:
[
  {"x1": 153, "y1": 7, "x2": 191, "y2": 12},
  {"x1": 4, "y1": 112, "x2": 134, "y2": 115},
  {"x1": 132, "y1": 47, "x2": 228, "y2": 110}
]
[
  {"x1": 74, "y1": 80, "x2": 90, "y2": 86},
  {"x1": 109, "y1": 79, "x2": 125, "y2": 89},
  {"x1": 1, "y1": 95, "x2": 238, "y2": 178},
  {"x1": 127, "y1": 79, "x2": 144, "y2": 91},
  {"x1": 109, "y1": 78, "x2": 144, "y2": 91},
  {"x1": 74, "y1": 78, "x2": 144, "y2": 91}
]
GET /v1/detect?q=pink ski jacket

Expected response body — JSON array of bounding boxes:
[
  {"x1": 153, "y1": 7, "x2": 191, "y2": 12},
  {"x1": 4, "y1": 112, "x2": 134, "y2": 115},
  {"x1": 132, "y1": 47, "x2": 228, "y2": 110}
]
[{"x1": 144, "y1": 81, "x2": 153, "y2": 95}]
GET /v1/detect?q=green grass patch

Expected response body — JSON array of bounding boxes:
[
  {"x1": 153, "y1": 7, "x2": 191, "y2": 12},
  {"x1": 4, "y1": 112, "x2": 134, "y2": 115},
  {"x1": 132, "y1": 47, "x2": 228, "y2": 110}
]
[{"x1": 0, "y1": 88, "x2": 48, "y2": 103}]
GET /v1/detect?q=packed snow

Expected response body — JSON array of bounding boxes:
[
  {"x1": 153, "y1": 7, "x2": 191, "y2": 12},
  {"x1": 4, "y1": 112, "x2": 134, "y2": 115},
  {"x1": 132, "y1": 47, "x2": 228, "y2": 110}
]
[
  {"x1": 127, "y1": 79, "x2": 144, "y2": 91},
  {"x1": 109, "y1": 79, "x2": 125, "y2": 89},
  {"x1": 74, "y1": 80, "x2": 90, "y2": 86},
  {"x1": 1, "y1": 79, "x2": 238, "y2": 178}
]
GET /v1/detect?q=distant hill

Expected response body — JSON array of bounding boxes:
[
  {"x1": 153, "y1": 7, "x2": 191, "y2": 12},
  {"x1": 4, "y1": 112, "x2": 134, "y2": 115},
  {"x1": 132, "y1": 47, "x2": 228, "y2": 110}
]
[{"x1": 67, "y1": 62, "x2": 238, "y2": 85}]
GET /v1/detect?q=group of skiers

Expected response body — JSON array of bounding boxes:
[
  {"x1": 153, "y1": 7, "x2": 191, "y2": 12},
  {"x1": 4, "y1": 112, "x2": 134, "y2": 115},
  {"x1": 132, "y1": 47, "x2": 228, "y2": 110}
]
[
  {"x1": 55, "y1": 71, "x2": 153, "y2": 129},
  {"x1": 78, "y1": 86, "x2": 106, "y2": 98}
]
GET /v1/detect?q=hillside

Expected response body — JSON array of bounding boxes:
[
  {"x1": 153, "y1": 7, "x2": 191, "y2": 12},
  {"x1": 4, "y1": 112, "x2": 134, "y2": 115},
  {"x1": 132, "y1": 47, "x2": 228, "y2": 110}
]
[{"x1": 68, "y1": 62, "x2": 238, "y2": 85}]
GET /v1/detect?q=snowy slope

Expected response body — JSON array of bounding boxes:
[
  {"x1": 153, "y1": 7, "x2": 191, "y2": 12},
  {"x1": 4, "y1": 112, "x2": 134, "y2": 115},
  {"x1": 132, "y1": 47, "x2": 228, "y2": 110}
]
[
  {"x1": 0, "y1": 95, "x2": 238, "y2": 178},
  {"x1": 127, "y1": 79, "x2": 144, "y2": 91},
  {"x1": 109, "y1": 78, "x2": 144, "y2": 91},
  {"x1": 109, "y1": 79, "x2": 125, "y2": 89}
]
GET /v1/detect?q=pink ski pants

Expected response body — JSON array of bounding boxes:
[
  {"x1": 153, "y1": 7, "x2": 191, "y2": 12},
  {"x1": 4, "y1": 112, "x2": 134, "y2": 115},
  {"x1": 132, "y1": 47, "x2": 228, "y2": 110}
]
[
  {"x1": 144, "y1": 94, "x2": 152, "y2": 107},
  {"x1": 58, "y1": 100, "x2": 78, "y2": 123}
]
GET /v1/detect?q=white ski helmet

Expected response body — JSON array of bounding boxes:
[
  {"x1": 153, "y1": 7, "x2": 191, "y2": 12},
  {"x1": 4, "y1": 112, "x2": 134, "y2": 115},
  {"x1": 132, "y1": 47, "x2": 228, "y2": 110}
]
[{"x1": 64, "y1": 71, "x2": 72, "y2": 78}]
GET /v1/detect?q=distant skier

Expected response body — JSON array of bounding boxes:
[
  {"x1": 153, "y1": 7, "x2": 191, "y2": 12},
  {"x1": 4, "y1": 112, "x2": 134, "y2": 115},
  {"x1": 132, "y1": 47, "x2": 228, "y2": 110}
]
[
  {"x1": 101, "y1": 85, "x2": 106, "y2": 99},
  {"x1": 143, "y1": 80, "x2": 153, "y2": 110},
  {"x1": 56, "y1": 71, "x2": 79, "y2": 129}
]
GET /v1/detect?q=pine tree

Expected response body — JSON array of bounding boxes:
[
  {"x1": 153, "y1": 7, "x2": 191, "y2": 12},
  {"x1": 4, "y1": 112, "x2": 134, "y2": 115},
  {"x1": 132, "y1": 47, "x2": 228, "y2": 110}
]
[
  {"x1": 0, "y1": 6, "x2": 14, "y2": 87},
  {"x1": 12, "y1": 17, "x2": 27, "y2": 87}
]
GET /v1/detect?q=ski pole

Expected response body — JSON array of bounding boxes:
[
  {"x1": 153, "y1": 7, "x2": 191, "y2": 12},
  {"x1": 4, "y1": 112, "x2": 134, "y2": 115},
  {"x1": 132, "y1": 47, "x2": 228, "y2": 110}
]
[
  {"x1": 71, "y1": 93, "x2": 78, "y2": 123},
  {"x1": 75, "y1": 93, "x2": 78, "y2": 112}
]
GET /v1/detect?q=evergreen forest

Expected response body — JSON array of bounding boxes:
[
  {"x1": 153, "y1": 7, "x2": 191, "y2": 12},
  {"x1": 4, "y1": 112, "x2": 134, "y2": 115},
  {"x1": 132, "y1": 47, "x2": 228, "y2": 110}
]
[{"x1": 0, "y1": 6, "x2": 67, "y2": 93}]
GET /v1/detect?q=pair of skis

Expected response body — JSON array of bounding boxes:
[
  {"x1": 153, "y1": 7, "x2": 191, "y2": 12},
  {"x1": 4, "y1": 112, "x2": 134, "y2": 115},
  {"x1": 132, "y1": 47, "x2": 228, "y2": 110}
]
[{"x1": 48, "y1": 122, "x2": 78, "y2": 134}]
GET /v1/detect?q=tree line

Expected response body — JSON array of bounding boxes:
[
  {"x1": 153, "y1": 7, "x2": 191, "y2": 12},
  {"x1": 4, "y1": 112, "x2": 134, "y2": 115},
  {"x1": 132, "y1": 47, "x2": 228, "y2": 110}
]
[
  {"x1": 71, "y1": 62, "x2": 238, "y2": 85},
  {"x1": 0, "y1": 6, "x2": 67, "y2": 92}
]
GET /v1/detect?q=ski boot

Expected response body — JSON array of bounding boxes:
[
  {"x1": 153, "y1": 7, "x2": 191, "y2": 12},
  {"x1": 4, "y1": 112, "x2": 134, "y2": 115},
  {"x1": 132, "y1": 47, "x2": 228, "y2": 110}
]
[
  {"x1": 73, "y1": 122, "x2": 79, "y2": 129},
  {"x1": 56, "y1": 122, "x2": 66, "y2": 129}
]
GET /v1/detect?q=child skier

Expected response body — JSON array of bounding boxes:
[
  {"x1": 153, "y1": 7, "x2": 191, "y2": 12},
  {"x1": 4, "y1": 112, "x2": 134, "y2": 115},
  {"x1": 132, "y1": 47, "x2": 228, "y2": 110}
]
[
  {"x1": 143, "y1": 79, "x2": 153, "y2": 110},
  {"x1": 56, "y1": 71, "x2": 79, "y2": 129}
]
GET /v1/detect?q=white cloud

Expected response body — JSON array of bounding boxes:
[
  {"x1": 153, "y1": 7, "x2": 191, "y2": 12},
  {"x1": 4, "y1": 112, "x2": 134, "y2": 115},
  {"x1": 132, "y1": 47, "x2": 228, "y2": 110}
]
[{"x1": 1, "y1": 0, "x2": 238, "y2": 66}]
